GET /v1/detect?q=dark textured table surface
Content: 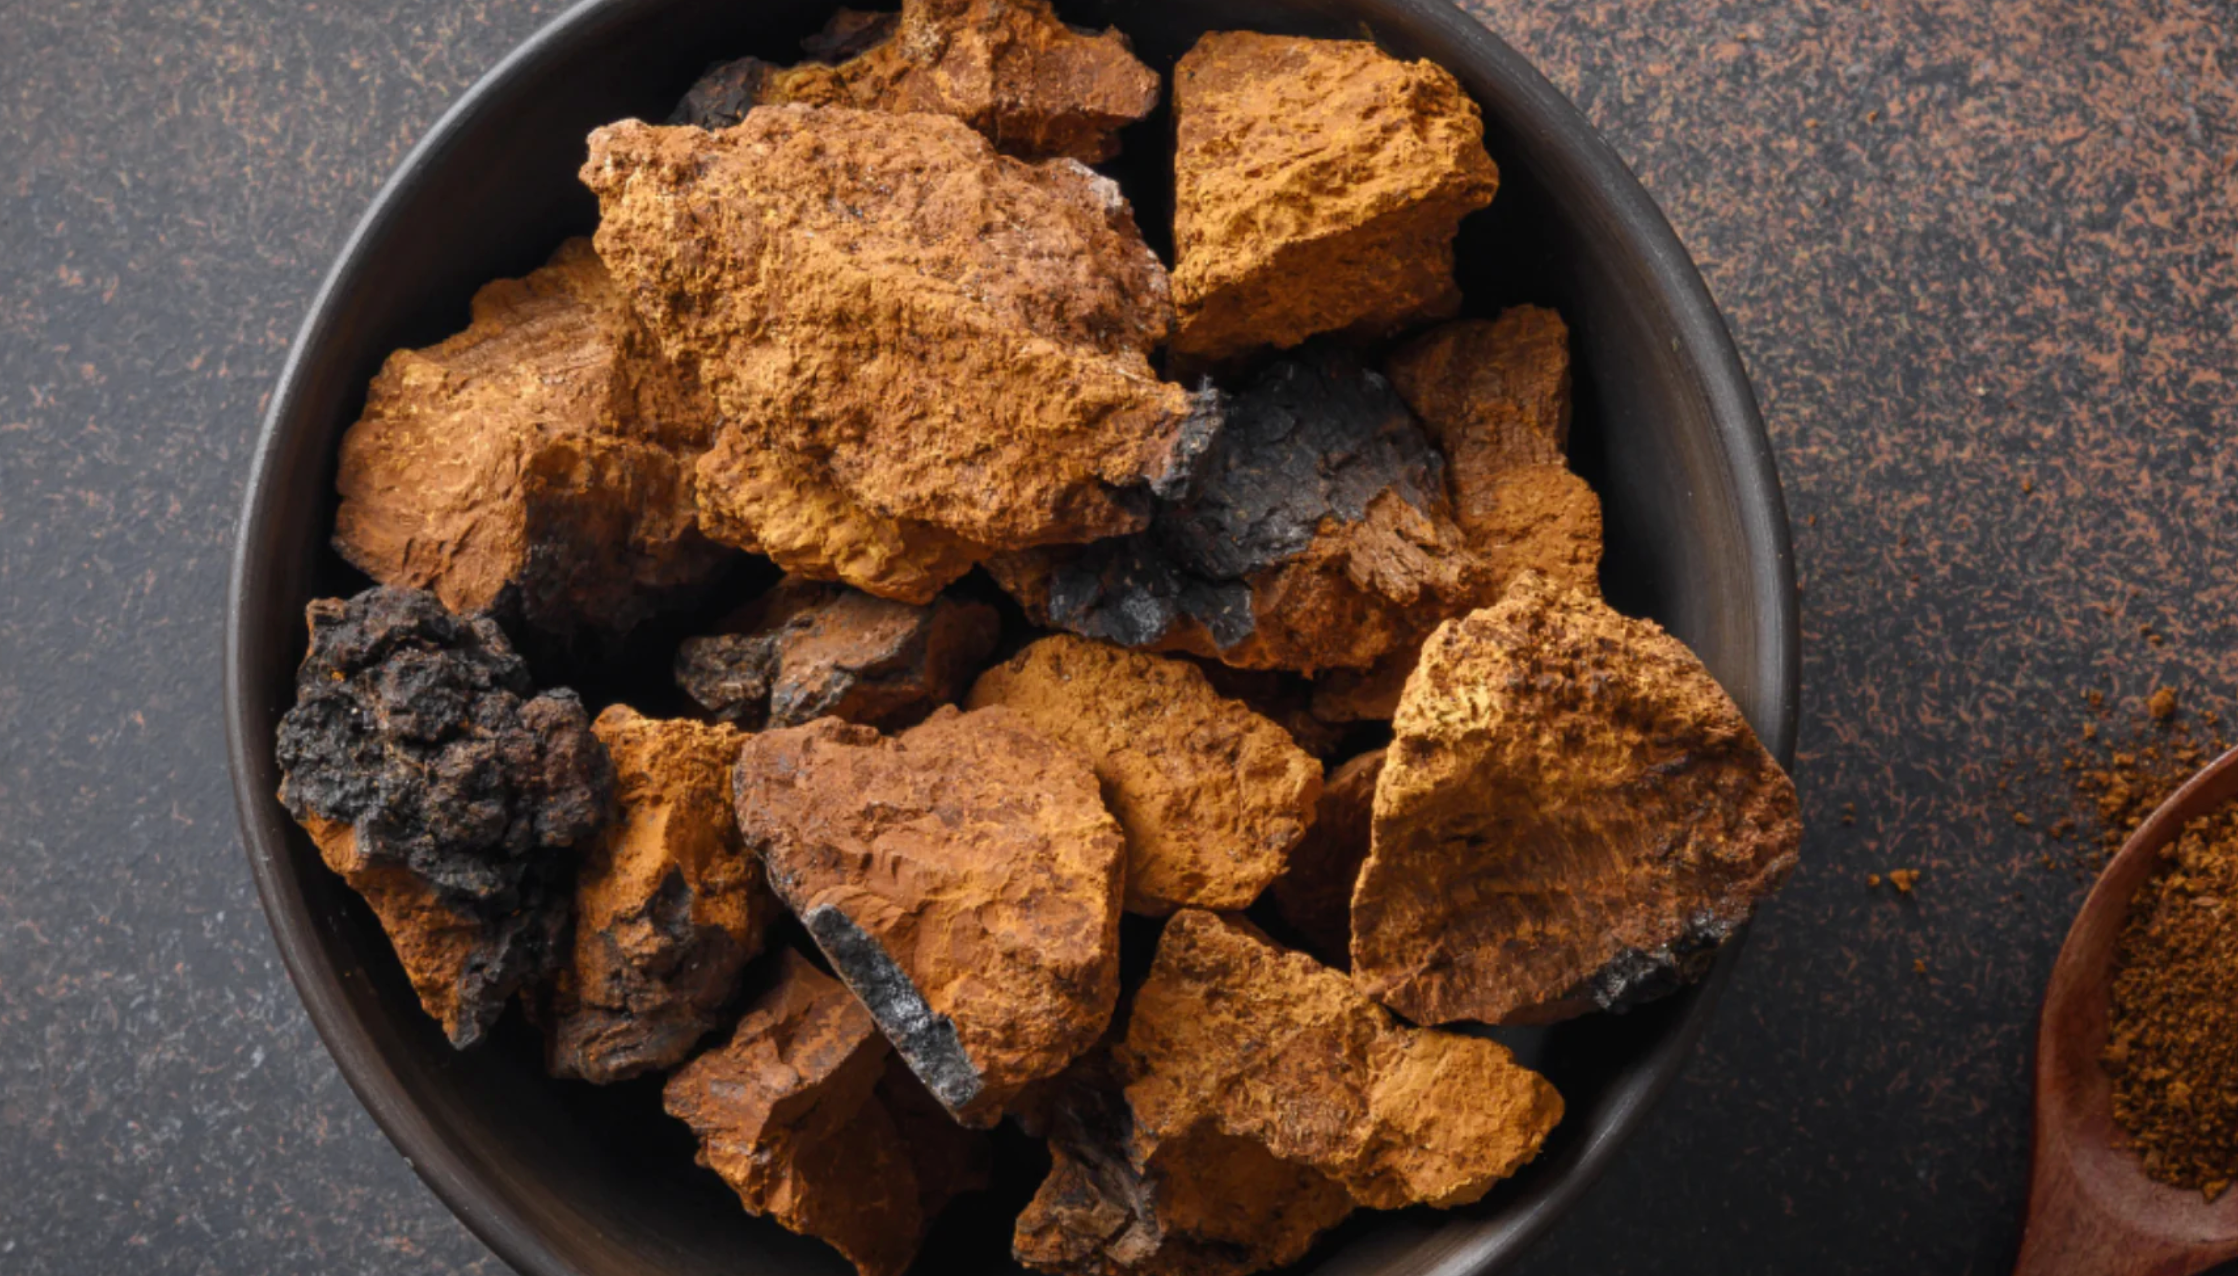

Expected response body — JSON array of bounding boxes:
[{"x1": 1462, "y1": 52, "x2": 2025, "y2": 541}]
[{"x1": 5, "y1": 0, "x2": 2235, "y2": 1272}]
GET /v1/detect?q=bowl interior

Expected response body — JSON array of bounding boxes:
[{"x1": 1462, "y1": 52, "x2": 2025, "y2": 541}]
[{"x1": 226, "y1": 1, "x2": 1798, "y2": 1273}]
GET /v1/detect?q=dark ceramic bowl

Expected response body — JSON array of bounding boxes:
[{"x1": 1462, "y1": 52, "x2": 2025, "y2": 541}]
[{"x1": 224, "y1": 0, "x2": 1799, "y2": 1272}]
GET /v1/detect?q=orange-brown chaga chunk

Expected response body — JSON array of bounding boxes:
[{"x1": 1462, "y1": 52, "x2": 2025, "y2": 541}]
[
  {"x1": 1127, "y1": 912, "x2": 1562, "y2": 1210},
  {"x1": 546, "y1": 707, "x2": 772, "y2": 1084},
  {"x1": 295, "y1": 817, "x2": 512, "y2": 1047},
  {"x1": 583, "y1": 109, "x2": 1218, "y2": 603},
  {"x1": 664, "y1": 949, "x2": 989, "y2": 1276},
  {"x1": 676, "y1": 576, "x2": 1000, "y2": 731},
  {"x1": 992, "y1": 347, "x2": 1492, "y2": 674},
  {"x1": 332, "y1": 239, "x2": 729, "y2": 640},
  {"x1": 967, "y1": 636, "x2": 1323, "y2": 915},
  {"x1": 1311, "y1": 307, "x2": 1602, "y2": 724},
  {"x1": 1015, "y1": 912, "x2": 1560, "y2": 1275},
  {"x1": 1385, "y1": 306, "x2": 1601, "y2": 592},
  {"x1": 733, "y1": 706, "x2": 1126, "y2": 1126},
  {"x1": 671, "y1": 0, "x2": 1161, "y2": 164},
  {"x1": 1169, "y1": 33, "x2": 1499, "y2": 363},
  {"x1": 273, "y1": 588, "x2": 614, "y2": 1047},
  {"x1": 1013, "y1": 1060, "x2": 1353, "y2": 1276},
  {"x1": 1352, "y1": 574, "x2": 1803, "y2": 1025},
  {"x1": 1269, "y1": 749, "x2": 1384, "y2": 967}
]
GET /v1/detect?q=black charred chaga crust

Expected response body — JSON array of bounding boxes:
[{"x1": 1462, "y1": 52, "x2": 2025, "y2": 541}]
[
  {"x1": 1046, "y1": 348, "x2": 1446, "y2": 653},
  {"x1": 797, "y1": 8, "x2": 899, "y2": 62},
  {"x1": 675, "y1": 583, "x2": 1000, "y2": 730},
  {"x1": 668, "y1": 57, "x2": 777, "y2": 129},
  {"x1": 667, "y1": 10, "x2": 901, "y2": 130},
  {"x1": 804, "y1": 904, "x2": 984, "y2": 1117},
  {"x1": 1581, "y1": 912, "x2": 1737, "y2": 1014},
  {"x1": 673, "y1": 631, "x2": 781, "y2": 727},
  {"x1": 274, "y1": 587, "x2": 613, "y2": 1043}
]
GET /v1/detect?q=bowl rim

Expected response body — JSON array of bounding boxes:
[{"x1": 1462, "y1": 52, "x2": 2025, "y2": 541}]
[{"x1": 223, "y1": 1, "x2": 1800, "y2": 1272}]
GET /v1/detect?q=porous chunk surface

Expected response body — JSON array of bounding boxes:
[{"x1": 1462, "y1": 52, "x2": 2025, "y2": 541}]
[
  {"x1": 671, "y1": 0, "x2": 1161, "y2": 164},
  {"x1": 968, "y1": 635, "x2": 1322, "y2": 914},
  {"x1": 733, "y1": 706, "x2": 1125, "y2": 1124},
  {"x1": 676, "y1": 577, "x2": 999, "y2": 731},
  {"x1": 1169, "y1": 33, "x2": 1499, "y2": 362},
  {"x1": 1126, "y1": 911, "x2": 1562, "y2": 1211},
  {"x1": 1269, "y1": 749, "x2": 1384, "y2": 967},
  {"x1": 693, "y1": 427, "x2": 987, "y2": 606},
  {"x1": 1352, "y1": 573, "x2": 1803, "y2": 1024},
  {"x1": 996, "y1": 348, "x2": 1487, "y2": 673},
  {"x1": 274, "y1": 587, "x2": 613, "y2": 1045},
  {"x1": 332, "y1": 238, "x2": 726, "y2": 639},
  {"x1": 547, "y1": 707, "x2": 771, "y2": 1083},
  {"x1": 664, "y1": 949, "x2": 988, "y2": 1276},
  {"x1": 583, "y1": 109, "x2": 1216, "y2": 601}
]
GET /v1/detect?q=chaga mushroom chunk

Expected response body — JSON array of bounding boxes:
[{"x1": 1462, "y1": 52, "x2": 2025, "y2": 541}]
[
  {"x1": 664, "y1": 949, "x2": 989, "y2": 1276},
  {"x1": 1126, "y1": 911, "x2": 1562, "y2": 1211},
  {"x1": 670, "y1": 0, "x2": 1161, "y2": 164},
  {"x1": 1013, "y1": 1055, "x2": 1354, "y2": 1276},
  {"x1": 1169, "y1": 33, "x2": 1499, "y2": 364},
  {"x1": 967, "y1": 635, "x2": 1322, "y2": 915},
  {"x1": 994, "y1": 346, "x2": 1488, "y2": 674},
  {"x1": 1313, "y1": 306, "x2": 1603, "y2": 725},
  {"x1": 1387, "y1": 306, "x2": 1571, "y2": 475},
  {"x1": 582, "y1": 108, "x2": 1218, "y2": 603},
  {"x1": 332, "y1": 238, "x2": 730, "y2": 643},
  {"x1": 1015, "y1": 912, "x2": 1560, "y2": 1276},
  {"x1": 546, "y1": 706, "x2": 773, "y2": 1084},
  {"x1": 1351, "y1": 573, "x2": 1803, "y2": 1026},
  {"x1": 1384, "y1": 306, "x2": 1601, "y2": 594},
  {"x1": 1268, "y1": 749, "x2": 1385, "y2": 967},
  {"x1": 733, "y1": 706, "x2": 1125, "y2": 1126},
  {"x1": 274, "y1": 586, "x2": 613, "y2": 1046},
  {"x1": 674, "y1": 576, "x2": 999, "y2": 731}
]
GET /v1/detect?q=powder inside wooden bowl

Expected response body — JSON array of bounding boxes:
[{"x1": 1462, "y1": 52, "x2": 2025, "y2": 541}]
[{"x1": 2103, "y1": 801, "x2": 2238, "y2": 1202}]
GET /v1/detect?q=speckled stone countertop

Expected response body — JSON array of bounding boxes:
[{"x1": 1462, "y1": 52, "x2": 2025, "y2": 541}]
[{"x1": 3, "y1": 0, "x2": 2234, "y2": 1272}]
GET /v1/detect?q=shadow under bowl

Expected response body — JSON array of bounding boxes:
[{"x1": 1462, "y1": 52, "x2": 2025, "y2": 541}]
[{"x1": 224, "y1": 1, "x2": 1800, "y2": 1272}]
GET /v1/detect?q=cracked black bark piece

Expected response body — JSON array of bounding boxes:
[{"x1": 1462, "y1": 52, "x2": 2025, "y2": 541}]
[
  {"x1": 274, "y1": 586, "x2": 613, "y2": 1045},
  {"x1": 674, "y1": 577, "x2": 999, "y2": 730},
  {"x1": 1580, "y1": 914, "x2": 1736, "y2": 1013},
  {"x1": 804, "y1": 904, "x2": 983, "y2": 1114},
  {"x1": 999, "y1": 345, "x2": 1482, "y2": 673}
]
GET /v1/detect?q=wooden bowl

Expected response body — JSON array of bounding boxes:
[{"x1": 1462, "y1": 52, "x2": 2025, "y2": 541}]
[
  {"x1": 2018, "y1": 745, "x2": 2238, "y2": 1276},
  {"x1": 223, "y1": 1, "x2": 1799, "y2": 1271}
]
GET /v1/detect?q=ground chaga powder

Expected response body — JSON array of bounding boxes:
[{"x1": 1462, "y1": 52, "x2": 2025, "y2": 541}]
[
  {"x1": 2062, "y1": 696, "x2": 2228, "y2": 865},
  {"x1": 2102, "y1": 802, "x2": 2238, "y2": 1201}
]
